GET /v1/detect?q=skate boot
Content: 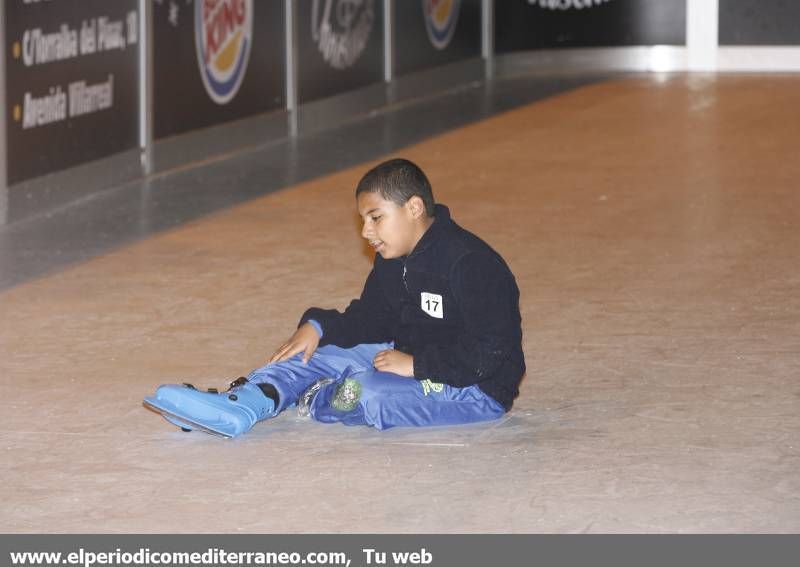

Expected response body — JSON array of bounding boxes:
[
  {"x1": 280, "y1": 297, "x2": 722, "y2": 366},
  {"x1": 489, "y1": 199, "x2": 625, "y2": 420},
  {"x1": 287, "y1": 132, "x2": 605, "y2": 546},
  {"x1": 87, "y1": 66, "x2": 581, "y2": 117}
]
[{"x1": 143, "y1": 377, "x2": 275, "y2": 438}]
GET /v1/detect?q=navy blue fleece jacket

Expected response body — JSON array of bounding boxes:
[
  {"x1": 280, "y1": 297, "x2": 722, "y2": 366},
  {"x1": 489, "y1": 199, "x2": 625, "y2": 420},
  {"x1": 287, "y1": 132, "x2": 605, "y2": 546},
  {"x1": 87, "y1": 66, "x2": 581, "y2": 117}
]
[{"x1": 299, "y1": 204, "x2": 525, "y2": 410}]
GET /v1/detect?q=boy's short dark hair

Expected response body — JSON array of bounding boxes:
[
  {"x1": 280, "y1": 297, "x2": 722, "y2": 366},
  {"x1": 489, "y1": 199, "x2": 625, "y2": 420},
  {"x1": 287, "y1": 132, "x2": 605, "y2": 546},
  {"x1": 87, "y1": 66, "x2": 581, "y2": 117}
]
[{"x1": 355, "y1": 158, "x2": 435, "y2": 217}]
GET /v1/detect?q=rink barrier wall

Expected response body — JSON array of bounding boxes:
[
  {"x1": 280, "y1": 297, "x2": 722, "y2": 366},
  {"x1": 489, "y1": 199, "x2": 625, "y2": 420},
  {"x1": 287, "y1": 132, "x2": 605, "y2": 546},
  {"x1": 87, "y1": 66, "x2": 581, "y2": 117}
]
[{"x1": 1, "y1": 0, "x2": 799, "y2": 226}]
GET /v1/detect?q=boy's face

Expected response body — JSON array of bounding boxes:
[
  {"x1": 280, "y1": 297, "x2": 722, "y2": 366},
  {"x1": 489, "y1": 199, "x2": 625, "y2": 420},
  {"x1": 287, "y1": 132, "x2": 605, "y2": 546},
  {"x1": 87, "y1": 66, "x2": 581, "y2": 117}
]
[{"x1": 357, "y1": 191, "x2": 430, "y2": 260}]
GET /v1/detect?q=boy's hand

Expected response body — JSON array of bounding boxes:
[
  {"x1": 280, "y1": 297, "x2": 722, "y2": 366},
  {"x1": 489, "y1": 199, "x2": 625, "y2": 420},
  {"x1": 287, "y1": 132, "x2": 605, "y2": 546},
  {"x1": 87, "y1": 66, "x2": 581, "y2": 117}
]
[
  {"x1": 269, "y1": 323, "x2": 321, "y2": 365},
  {"x1": 373, "y1": 349, "x2": 414, "y2": 377}
]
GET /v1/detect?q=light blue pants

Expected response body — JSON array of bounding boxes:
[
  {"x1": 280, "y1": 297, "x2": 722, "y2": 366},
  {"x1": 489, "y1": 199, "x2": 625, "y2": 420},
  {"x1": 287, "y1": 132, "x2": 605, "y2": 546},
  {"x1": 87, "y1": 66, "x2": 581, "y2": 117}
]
[{"x1": 247, "y1": 343, "x2": 505, "y2": 430}]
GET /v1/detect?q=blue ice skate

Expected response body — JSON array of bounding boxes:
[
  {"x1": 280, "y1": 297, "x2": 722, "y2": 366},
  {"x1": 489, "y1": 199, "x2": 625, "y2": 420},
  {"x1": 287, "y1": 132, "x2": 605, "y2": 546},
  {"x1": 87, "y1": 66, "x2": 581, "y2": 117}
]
[{"x1": 143, "y1": 377, "x2": 274, "y2": 438}]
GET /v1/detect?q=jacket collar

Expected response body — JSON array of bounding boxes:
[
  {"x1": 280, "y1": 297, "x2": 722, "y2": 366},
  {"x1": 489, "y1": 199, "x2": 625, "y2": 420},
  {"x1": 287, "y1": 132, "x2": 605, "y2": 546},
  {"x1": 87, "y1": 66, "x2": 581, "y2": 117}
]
[{"x1": 406, "y1": 203, "x2": 451, "y2": 259}]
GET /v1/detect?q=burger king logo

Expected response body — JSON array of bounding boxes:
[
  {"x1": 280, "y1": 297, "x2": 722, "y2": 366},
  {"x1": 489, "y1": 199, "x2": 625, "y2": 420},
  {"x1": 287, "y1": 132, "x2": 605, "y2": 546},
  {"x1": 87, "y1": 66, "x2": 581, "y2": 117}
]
[
  {"x1": 195, "y1": 0, "x2": 253, "y2": 104},
  {"x1": 423, "y1": 0, "x2": 461, "y2": 50}
]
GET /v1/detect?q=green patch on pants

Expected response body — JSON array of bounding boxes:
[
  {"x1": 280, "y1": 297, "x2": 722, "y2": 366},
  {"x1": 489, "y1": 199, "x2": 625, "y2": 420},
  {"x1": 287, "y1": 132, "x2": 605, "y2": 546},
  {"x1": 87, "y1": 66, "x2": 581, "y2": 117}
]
[
  {"x1": 420, "y1": 379, "x2": 445, "y2": 396},
  {"x1": 332, "y1": 378, "x2": 362, "y2": 411}
]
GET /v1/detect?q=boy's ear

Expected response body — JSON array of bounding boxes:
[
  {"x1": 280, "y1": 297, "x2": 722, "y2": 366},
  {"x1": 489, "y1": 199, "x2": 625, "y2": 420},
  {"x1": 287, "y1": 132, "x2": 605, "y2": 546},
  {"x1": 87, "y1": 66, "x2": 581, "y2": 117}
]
[{"x1": 406, "y1": 196, "x2": 425, "y2": 219}]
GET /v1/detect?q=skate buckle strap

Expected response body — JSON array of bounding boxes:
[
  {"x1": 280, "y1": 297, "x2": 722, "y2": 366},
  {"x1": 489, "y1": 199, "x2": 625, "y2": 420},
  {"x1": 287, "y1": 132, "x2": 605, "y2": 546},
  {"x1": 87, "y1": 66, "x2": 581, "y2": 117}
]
[{"x1": 228, "y1": 376, "x2": 249, "y2": 390}]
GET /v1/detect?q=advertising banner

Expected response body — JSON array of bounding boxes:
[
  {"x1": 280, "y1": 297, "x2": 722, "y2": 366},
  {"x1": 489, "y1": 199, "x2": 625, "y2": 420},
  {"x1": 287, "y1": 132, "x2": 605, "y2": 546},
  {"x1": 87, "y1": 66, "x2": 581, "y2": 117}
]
[
  {"x1": 4, "y1": 0, "x2": 139, "y2": 185},
  {"x1": 153, "y1": 0, "x2": 284, "y2": 140},
  {"x1": 495, "y1": 0, "x2": 686, "y2": 53},
  {"x1": 395, "y1": 0, "x2": 481, "y2": 77},
  {"x1": 719, "y1": 0, "x2": 800, "y2": 45},
  {"x1": 297, "y1": 0, "x2": 384, "y2": 105}
]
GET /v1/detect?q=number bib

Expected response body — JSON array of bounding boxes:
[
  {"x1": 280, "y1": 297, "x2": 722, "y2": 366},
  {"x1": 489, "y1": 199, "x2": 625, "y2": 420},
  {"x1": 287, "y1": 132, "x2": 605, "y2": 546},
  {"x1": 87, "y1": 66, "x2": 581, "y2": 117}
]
[{"x1": 421, "y1": 292, "x2": 444, "y2": 319}]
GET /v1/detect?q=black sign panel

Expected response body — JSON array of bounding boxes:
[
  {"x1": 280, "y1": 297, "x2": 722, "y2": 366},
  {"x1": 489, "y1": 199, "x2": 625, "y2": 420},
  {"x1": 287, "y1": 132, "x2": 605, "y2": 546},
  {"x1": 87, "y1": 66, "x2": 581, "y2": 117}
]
[
  {"x1": 395, "y1": 0, "x2": 481, "y2": 77},
  {"x1": 719, "y1": 0, "x2": 800, "y2": 45},
  {"x1": 5, "y1": 0, "x2": 139, "y2": 185},
  {"x1": 297, "y1": 0, "x2": 384, "y2": 104},
  {"x1": 153, "y1": 0, "x2": 284, "y2": 140},
  {"x1": 496, "y1": 0, "x2": 686, "y2": 52}
]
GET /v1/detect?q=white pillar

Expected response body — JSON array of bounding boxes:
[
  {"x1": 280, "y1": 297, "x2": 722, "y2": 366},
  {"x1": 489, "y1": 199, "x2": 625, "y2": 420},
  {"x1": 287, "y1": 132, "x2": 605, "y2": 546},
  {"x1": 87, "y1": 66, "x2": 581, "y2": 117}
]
[
  {"x1": 482, "y1": 0, "x2": 494, "y2": 78},
  {"x1": 687, "y1": 0, "x2": 718, "y2": 71},
  {"x1": 285, "y1": 0, "x2": 298, "y2": 136},
  {"x1": 384, "y1": 0, "x2": 394, "y2": 82},
  {"x1": 139, "y1": 0, "x2": 153, "y2": 175}
]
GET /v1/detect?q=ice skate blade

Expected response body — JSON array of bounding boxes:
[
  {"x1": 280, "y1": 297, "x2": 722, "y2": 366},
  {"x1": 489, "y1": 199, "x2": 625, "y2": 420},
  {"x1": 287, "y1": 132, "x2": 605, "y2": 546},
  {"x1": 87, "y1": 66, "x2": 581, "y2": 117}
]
[{"x1": 143, "y1": 399, "x2": 233, "y2": 439}]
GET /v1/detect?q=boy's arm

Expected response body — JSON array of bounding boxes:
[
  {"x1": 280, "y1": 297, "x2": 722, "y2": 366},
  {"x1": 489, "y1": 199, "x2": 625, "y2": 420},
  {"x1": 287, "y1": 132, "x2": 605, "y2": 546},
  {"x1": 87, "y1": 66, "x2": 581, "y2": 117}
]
[
  {"x1": 412, "y1": 252, "x2": 521, "y2": 388},
  {"x1": 298, "y1": 265, "x2": 393, "y2": 348}
]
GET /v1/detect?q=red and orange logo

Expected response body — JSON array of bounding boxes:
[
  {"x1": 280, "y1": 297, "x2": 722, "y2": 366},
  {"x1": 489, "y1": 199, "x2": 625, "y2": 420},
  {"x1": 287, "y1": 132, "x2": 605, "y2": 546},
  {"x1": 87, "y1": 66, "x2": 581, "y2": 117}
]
[{"x1": 195, "y1": 0, "x2": 253, "y2": 104}]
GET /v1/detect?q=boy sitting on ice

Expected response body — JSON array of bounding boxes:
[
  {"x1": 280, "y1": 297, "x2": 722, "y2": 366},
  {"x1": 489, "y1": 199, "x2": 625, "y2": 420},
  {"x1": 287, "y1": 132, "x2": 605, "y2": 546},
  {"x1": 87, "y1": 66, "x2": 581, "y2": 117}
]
[{"x1": 144, "y1": 158, "x2": 525, "y2": 437}]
